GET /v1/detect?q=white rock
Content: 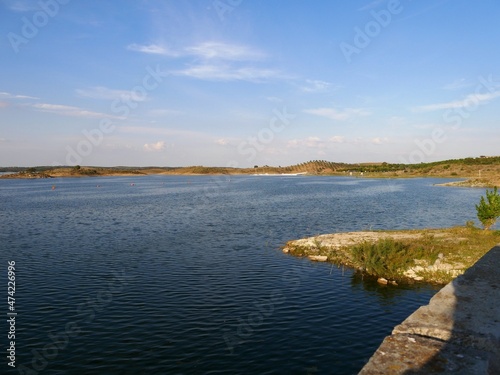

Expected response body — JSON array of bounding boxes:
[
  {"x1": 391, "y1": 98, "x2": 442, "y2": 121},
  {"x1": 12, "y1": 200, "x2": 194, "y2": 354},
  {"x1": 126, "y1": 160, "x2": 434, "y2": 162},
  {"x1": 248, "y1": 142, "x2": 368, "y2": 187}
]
[
  {"x1": 308, "y1": 255, "x2": 328, "y2": 262},
  {"x1": 377, "y1": 277, "x2": 388, "y2": 285}
]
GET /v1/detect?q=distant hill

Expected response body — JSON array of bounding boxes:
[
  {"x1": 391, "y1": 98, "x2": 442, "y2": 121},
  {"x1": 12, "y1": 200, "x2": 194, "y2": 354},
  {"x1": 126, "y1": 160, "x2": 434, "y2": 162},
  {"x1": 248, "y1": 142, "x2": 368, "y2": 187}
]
[{"x1": 1, "y1": 156, "x2": 499, "y2": 186}]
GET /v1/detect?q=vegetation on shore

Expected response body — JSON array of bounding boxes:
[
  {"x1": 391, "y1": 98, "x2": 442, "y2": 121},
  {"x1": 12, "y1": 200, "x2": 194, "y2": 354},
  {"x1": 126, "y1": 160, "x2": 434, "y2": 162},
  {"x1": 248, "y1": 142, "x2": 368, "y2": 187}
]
[
  {"x1": 1, "y1": 156, "x2": 500, "y2": 186},
  {"x1": 285, "y1": 187, "x2": 500, "y2": 285},
  {"x1": 283, "y1": 225, "x2": 500, "y2": 284},
  {"x1": 475, "y1": 187, "x2": 500, "y2": 229}
]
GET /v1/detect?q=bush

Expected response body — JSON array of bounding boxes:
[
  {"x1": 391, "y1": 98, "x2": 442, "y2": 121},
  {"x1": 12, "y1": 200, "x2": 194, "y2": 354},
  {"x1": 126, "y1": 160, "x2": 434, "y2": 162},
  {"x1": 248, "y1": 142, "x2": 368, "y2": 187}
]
[
  {"x1": 475, "y1": 187, "x2": 500, "y2": 230},
  {"x1": 350, "y1": 239, "x2": 413, "y2": 279}
]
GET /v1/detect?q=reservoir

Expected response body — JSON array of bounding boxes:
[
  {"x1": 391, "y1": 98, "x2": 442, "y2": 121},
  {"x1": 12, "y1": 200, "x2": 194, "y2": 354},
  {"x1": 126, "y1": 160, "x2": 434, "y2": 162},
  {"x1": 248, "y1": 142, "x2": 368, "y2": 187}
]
[{"x1": 0, "y1": 175, "x2": 486, "y2": 374}]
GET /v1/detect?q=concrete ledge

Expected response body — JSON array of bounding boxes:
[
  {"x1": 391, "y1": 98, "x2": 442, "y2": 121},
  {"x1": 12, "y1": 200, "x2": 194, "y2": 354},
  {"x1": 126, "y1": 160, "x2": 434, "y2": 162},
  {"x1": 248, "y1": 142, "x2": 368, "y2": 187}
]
[{"x1": 359, "y1": 245, "x2": 500, "y2": 374}]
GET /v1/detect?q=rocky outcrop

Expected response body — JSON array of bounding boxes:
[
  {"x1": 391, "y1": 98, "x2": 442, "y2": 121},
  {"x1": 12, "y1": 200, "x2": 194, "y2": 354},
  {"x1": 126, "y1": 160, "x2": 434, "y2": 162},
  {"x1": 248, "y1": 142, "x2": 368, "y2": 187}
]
[
  {"x1": 283, "y1": 230, "x2": 468, "y2": 283},
  {"x1": 403, "y1": 254, "x2": 465, "y2": 282}
]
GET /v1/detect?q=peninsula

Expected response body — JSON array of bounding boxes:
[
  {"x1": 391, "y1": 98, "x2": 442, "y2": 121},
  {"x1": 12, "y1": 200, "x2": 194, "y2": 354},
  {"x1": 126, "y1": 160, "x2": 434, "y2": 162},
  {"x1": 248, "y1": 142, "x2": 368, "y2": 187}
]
[{"x1": 282, "y1": 226, "x2": 500, "y2": 284}]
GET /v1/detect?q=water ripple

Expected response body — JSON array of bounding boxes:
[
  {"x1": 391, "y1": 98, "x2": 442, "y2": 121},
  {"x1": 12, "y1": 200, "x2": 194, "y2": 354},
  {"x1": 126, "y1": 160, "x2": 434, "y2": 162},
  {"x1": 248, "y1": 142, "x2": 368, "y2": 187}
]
[{"x1": 0, "y1": 176, "x2": 474, "y2": 374}]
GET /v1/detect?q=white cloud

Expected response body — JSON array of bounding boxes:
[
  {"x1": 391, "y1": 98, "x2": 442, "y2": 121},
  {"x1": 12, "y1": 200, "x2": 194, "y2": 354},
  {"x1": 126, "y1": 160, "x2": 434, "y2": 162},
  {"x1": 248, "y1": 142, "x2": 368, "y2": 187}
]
[
  {"x1": 304, "y1": 107, "x2": 371, "y2": 121},
  {"x1": 286, "y1": 137, "x2": 326, "y2": 149},
  {"x1": 371, "y1": 137, "x2": 389, "y2": 144},
  {"x1": 329, "y1": 136, "x2": 346, "y2": 143},
  {"x1": 0, "y1": 91, "x2": 38, "y2": 100},
  {"x1": 127, "y1": 40, "x2": 283, "y2": 83},
  {"x1": 215, "y1": 138, "x2": 229, "y2": 145},
  {"x1": 414, "y1": 91, "x2": 500, "y2": 112},
  {"x1": 144, "y1": 141, "x2": 166, "y2": 152},
  {"x1": 32, "y1": 103, "x2": 117, "y2": 119},
  {"x1": 173, "y1": 64, "x2": 282, "y2": 82},
  {"x1": 127, "y1": 43, "x2": 178, "y2": 56},
  {"x1": 300, "y1": 79, "x2": 331, "y2": 93},
  {"x1": 127, "y1": 41, "x2": 265, "y2": 61},
  {"x1": 185, "y1": 42, "x2": 265, "y2": 61},
  {"x1": 76, "y1": 86, "x2": 147, "y2": 102}
]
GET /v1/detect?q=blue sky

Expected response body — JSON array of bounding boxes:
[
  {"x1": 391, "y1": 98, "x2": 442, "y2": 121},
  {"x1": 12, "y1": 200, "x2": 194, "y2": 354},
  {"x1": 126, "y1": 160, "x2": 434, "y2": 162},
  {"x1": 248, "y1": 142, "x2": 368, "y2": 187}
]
[{"x1": 1, "y1": 0, "x2": 499, "y2": 167}]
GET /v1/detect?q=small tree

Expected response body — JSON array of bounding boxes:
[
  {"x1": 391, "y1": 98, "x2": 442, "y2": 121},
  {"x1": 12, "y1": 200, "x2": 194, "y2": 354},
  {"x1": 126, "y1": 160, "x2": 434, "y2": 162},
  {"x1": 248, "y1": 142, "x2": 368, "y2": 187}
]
[{"x1": 475, "y1": 187, "x2": 500, "y2": 230}]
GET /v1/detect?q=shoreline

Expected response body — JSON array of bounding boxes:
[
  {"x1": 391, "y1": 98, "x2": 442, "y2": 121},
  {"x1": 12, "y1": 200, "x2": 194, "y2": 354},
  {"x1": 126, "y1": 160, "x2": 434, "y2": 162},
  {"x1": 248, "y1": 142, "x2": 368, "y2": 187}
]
[
  {"x1": 1, "y1": 170, "x2": 498, "y2": 188},
  {"x1": 282, "y1": 227, "x2": 500, "y2": 285},
  {"x1": 1, "y1": 157, "x2": 499, "y2": 186}
]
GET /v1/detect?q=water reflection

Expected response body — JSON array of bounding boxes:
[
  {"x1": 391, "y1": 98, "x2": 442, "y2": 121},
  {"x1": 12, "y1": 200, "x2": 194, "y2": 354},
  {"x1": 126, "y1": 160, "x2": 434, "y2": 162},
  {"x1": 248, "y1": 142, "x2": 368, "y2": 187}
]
[{"x1": 350, "y1": 271, "x2": 441, "y2": 304}]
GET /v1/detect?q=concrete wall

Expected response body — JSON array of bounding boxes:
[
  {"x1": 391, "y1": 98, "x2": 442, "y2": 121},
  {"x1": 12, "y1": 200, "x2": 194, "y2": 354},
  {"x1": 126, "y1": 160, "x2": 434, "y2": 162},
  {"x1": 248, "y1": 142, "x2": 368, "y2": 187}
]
[{"x1": 359, "y1": 245, "x2": 500, "y2": 374}]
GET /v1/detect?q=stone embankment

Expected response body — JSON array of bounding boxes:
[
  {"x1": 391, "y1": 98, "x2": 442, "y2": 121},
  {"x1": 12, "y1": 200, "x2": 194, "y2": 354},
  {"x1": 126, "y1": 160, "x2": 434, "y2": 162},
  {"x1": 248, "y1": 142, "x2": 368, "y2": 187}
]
[{"x1": 359, "y1": 245, "x2": 500, "y2": 374}]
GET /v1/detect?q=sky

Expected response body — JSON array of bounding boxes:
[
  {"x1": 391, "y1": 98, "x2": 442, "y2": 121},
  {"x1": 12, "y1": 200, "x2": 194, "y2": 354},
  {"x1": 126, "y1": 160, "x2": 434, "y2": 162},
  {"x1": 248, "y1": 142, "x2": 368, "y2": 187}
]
[{"x1": 0, "y1": 0, "x2": 499, "y2": 167}]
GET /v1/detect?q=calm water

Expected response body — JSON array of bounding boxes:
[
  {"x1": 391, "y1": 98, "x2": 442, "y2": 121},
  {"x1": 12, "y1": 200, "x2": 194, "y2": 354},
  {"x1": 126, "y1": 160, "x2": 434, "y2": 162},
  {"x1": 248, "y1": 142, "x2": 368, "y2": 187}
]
[{"x1": 0, "y1": 176, "x2": 486, "y2": 374}]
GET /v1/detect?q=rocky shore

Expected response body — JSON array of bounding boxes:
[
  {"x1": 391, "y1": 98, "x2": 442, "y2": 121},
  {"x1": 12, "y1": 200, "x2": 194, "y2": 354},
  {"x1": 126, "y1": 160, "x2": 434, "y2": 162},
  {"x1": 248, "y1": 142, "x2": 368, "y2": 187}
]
[
  {"x1": 282, "y1": 228, "x2": 500, "y2": 284},
  {"x1": 435, "y1": 178, "x2": 500, "y2": 188}
]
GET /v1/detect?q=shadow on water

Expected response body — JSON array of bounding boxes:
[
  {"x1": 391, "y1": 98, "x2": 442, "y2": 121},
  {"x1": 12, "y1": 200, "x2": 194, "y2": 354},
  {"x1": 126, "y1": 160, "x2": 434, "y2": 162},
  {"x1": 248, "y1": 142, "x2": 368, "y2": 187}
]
[
  {"x1": 350, "y1": 272, "x2": 441, "y2": 303},
  {"x1": 360, "y1": 245, "x2": 500, "y2": 374}
]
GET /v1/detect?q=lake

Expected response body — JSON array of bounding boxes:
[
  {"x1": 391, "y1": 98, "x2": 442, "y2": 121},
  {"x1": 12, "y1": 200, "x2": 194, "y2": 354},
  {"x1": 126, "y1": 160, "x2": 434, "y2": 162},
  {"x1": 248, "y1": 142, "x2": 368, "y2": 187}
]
[{"x1": 0, "y1": 175, "x2": 486, "y2": 374}]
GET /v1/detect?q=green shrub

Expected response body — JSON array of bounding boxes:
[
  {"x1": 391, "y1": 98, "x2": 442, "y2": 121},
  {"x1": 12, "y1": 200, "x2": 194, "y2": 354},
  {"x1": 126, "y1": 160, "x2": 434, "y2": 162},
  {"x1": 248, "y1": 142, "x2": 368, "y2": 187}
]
[
  {"x1": 350, "y1": 238, "x2": 413, "y2": 279},
  {"x1": 475, "y1": 187, "x2": 500, "y2": 230}
]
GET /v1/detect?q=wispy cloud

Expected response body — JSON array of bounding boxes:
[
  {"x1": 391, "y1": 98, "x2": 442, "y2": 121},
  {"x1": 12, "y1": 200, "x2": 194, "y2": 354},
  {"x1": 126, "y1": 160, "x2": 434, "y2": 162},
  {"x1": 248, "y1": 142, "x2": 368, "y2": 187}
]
[
  {"x1": 126, "y1": 43, "x2": 178, "y2": 56},
  {"x1": 287, "y1": 136, "x2": 350, "y2": 150},
  {"x1": 128, "y1": 41, "x2": 281, "y2": 83},
  {"x1": 127, "y1": 41, "x2": 264, "y2": 61},
  {"x1": 442, "y1": 78, "x2": 471, "y2": 91},
  {"x1": 330, "y1": 135, "x2": 346, "y2": 143},
  {"x1": 371, "y1": 137, "x2": 389, "y2": 144},
  {"x1": 304, "y1": 107, "x2": 371, "y2": 121},
  {"x1": 32, "y1": 103, "x2": 117, "y2": 119},
  {"x1": 287, "y1": 137, "x2": 326, "y2": 149},
  {"x1": 76, "y1": 86, "x2": 148, "y2": 102},
  {"x1": 413, "y1": 91, "x2": 500, "y2": 112},
  {"x1": 144, "y1": 141, "x2": 166, "y2": 152},
  {"x1": 215, "y1": 138, "x2": 229, "y2": 145},
  {"x1": 300, "y1": 79, "x2": 332, "y2": 93},
  {"x1": 2, "y1": 0, "x2": 38, "y2": 12},
  {"x1": 185, "y1": 42, "x2": 265, "y2": 61},
  {"x1": 0, "y1": 91, "x2": 38, "y2": 100},
  {"x1": 173, "y1": 64, "x2": 282, "y2": 82}
]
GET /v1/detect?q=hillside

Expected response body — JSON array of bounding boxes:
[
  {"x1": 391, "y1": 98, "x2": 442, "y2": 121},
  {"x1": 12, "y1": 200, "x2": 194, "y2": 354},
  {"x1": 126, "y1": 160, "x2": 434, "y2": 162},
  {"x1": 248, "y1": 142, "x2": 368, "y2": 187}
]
[{"x1": 1, "y1": 156, "x2": 500, "y2": 186}]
